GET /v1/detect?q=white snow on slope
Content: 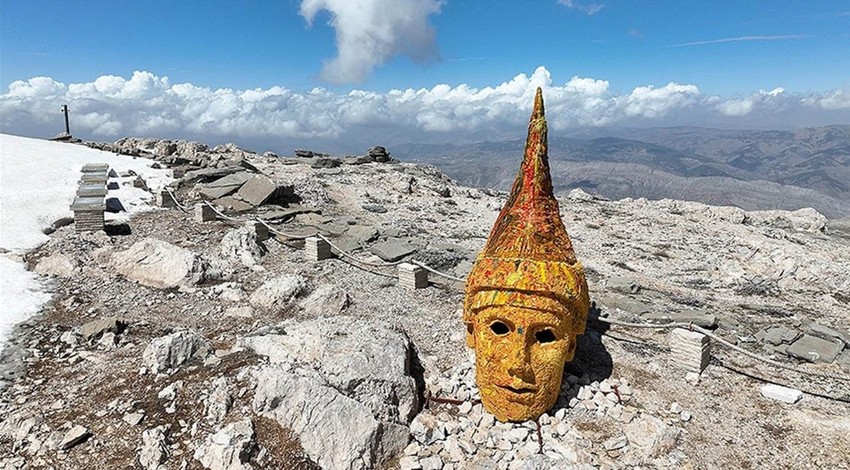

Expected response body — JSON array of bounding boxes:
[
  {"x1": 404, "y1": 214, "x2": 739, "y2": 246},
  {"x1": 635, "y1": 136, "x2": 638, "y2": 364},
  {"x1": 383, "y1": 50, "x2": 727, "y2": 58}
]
[{"x1": 0, "y1": 133, "x2": 173, "y2": 347}]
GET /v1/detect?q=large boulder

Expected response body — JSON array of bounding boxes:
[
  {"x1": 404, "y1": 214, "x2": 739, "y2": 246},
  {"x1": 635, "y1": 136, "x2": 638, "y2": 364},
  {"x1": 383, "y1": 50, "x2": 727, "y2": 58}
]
[
  {"x1": 242, "y1": 316, "x2": 421, "y2": 470},
  {"x1": 111, "y1": 238, "x2": 223, "y2": 289},
  {"x1": 34, "y1": 253, "x2": 78, "y2": 277}
]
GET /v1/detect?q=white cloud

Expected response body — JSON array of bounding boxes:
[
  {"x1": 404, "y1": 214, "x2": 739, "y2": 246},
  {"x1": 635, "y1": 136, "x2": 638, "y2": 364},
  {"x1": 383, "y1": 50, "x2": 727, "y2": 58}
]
[
  {"x1": 557, "y1": 0, "x2": 605, "y2": 15},
  {"x1": 1, "y1": 68, "x2": 848, "y2": 151},
  {"x1": 300, "y1": 0, "x2": 443, "y2": 84},
  {"x1": 716, "y1": 87, "x2": 787, "y2": 117}
]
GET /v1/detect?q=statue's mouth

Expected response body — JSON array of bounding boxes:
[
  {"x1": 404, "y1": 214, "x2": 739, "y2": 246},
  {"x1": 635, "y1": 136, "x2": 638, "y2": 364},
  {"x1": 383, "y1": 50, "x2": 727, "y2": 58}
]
[{"x1": 498, "y1": 384, "x2": 537, "y2": 394}]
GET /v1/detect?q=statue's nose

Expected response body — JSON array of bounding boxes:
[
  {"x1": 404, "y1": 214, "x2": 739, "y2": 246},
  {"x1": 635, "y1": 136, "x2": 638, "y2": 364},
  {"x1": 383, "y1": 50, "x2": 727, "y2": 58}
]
[{"x1": 507, "y1": 345, "x2": 534, "y2": 382}]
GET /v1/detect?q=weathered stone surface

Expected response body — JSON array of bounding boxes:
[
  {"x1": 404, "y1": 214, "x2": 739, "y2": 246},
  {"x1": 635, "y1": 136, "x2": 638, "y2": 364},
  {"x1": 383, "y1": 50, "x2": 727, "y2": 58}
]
[
  {"x1": 606, "y1": 276, "x2": 642, "y2": 294},
  {"x1": 245, "y1": 316, "x2": 420, "y2": 470},
  {"x1": 213, "y1": 196, "x2": 254, "y2": 213},
  {"x1": 299, "y1": 284, "x2": 350, "y2": 316},
  {"x1": 312, "y1": 157, "x2": 342, "y2": 169},
  {"x1": 142, "y1": 330, "x2": 210, "y2": 373},
  {"x1": 786, "y1": 334, "x2": 844, "y2": 363},
  {"x1": 80, "y1": 317, "x2": 125, "y2": 340},
  {"x1": 643, "y1": 309, "x2": 717, "y2": 328},
  {"x1": 34, "y1": 253, "x2": 78, "y2": 277},
  {"x1": 139, "y1": 425, "x2": 169, "y2": 470},
  {"x1": 762, "y1": 326, "x2": 800, "y2": 346},
  {"x1": 205, "y1": 377, "x2": 232, "y2": 424},
  {"x1": 370, "y1": 241, "x2": 417, "y2": 262},
  {"x1": 200, "y1": 185, "x2": 241, "y2": 200},
  {"x1": 111, "y1": 238, "x2": 222, "y2": 288},
  {"x1": 346, "y1": 225, "x2": 379, "y2": 243},
  {"x1": 60, "y1": 425, "x2": 91, "y2": 450},
  {"x1": 807, "y1": 322, "x2": 850, "y2": 346},
  {"x1": 624, "y1": 415, "x2": 680, "y2": 458},
  {"x1": 182, "y1": 166, "x2": 243, "y2": 184},
  {"x1": 219, "y1": 227, "x2": 266, "y2": 267},
  {"x1": 193, "y1": 419, "x2": 256, "y2": 470},
  {"x1": 248, "y1": 274, "x2": 308, "y2": 311},
  {"x1": 206, "y1": 172, "x2": 251, "y2": 188},
  {"x1": 237, "y1": 175, "x2": 278, "y2": 206}
]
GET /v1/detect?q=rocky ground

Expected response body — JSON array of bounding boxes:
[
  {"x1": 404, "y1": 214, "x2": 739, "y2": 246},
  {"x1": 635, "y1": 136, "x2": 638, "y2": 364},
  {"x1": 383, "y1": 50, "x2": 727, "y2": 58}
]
[{"x1": 1, "y1": 138, "x2": 849, "y2": 470}]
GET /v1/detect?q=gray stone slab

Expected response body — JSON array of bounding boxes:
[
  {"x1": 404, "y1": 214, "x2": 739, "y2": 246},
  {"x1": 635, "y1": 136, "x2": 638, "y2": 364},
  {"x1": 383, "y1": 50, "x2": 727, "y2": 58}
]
[
  {"x1": 213, "y1": 196, "x2": 253, "y2": 213},
  {"x1": 347, "y1": 225, "x2": 379, "y2": 243},
  {"x1": 81, "y1": 163, "x2": 109, "y2": 173},
  {"x1": 80, "y1": 173, "x2": 108, "y2": 184},
  {"x1": 370, "y1": 241, "x2": 417, "y2": 262},
  {"x1": 330, "y1": 236, "x2": 362, "y2": 255},
  {"x1": 317, "y1": 223, "x2": 349, "y2": 237},
  {"x1": 237, "y1": 175, "x2": 277, "y2": 206},
  {"x1": 70, "y1": 197, "x2": 105, "y2": 211},
  {"x1": 260, "y1": 206, "x2": 321, "y2": 222},
  {"x1": 77, "y1": 185, "x2": 108, "y2": 197},
  {"x1": 294, "y1": 213, "x2": 333, "y2": 226},
  {"x1": 763, "y1": 327, "x2": 800, "y2": 346},
  {"x1": 206, "y1": 172, "x2": 251, "y2": 188},
  {"x1": 606, "y1": 276, "x2": 642, "y2": 294},
  {"x1": 807, "y1": 323, "x2": 850, "y2": 346},
  {"x1": 200, "y1": 184, "x2": 241, "y2": 200},
  {"x1": 182, "y1": 166, "x2": 243, "y2": 183},
  {"x1": 643, "y1": 309, "x2": 717, "y2": 328},
  {"x1": 786, "y1": 334, "x2": 844, "y2": 363}
]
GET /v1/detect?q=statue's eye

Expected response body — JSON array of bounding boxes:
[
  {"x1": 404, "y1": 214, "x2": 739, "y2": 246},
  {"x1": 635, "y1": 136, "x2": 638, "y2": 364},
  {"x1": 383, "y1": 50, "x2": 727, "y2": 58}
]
[
  {"x1": 535, "y1": 329, "x2": 557, "y2": 344},
  {"x1": 490, "y1": 321, "x2": 510, "y2": 336}
]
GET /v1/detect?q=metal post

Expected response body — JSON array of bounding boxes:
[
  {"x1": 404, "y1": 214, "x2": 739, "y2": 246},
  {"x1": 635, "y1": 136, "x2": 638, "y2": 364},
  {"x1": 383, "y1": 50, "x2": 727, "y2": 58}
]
[{"x1": 61, "y1": 105, "x2": 70, "y2": 134}]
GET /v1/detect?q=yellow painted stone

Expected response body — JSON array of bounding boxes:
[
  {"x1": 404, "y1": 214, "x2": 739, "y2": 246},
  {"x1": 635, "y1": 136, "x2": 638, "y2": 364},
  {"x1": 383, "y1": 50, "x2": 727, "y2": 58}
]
[{"x1": 463, "y1": 88, "x2": 589, "y2": 422}]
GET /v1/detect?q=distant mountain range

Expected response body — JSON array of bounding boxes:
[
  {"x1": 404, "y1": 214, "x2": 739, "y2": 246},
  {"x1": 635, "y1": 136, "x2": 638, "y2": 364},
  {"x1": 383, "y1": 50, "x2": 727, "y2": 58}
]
[{"x1": 395, "y1": 125, "x2": 850, "y2": 218}]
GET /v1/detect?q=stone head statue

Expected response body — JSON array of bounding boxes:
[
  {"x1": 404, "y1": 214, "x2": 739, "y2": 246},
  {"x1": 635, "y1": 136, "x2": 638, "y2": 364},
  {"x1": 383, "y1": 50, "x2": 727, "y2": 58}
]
[{"x1": 463, "y1": 88, "x2": 590, "y2": 422}]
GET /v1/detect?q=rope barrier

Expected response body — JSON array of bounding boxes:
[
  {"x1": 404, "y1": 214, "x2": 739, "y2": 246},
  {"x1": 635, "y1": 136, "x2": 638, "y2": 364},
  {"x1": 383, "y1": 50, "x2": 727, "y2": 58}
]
[
  {"x1": 412, "y1": 260, "x2": 465, "y2": 282},
  {"x1": 163, "y1": 187, "x2": 192, "y2": 214},
  {"x1": 593, "y1": 316, "x2": 850, "y2": 383}
]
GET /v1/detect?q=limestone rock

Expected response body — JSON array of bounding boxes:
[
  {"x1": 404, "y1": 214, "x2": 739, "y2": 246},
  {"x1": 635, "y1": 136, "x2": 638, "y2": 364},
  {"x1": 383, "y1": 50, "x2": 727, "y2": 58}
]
[
  {"x1": 142, "y1": 330, "x2": 210, "y2": 373},
  {"x1": 248, "y1": 274, "x2": 308, "y2": 312},
  {"x1": 193, "y1": 419, "x2": 257, "y2": 470},
  {"x1": 59, "y1": 425, "x2": 91, "y2": 450},
  {"x1": 139, "y1": 426, "x2": 169, "y2": 470},
  {"x1": 246, "y1": 316, "x2": 420, "y2": 469},
  {"x1": 34, "y1": 253, "x2": 78, "y2": 277},
  {"x1": 111, "y1": 238, "x2": 222, "y2": 289},
  {"x1": 624, "y1": 415, "x2": 680, "y2": 458},
  {"x1": 299, "y1": 283, "x2": 350, "y2": 316},
  {"x1": 205, "y1": 377, "x2": 232, "y2": 424},
  {"x1": 219, "y1": 227, "x2": 266, "y2": 267},
  {"x1": 80, "y1": 317, "x2": 126, "y2": 340}
]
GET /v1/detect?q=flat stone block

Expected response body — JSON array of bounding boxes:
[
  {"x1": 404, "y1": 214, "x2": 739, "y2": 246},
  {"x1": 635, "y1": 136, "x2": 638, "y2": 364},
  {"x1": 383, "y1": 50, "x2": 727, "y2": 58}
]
[
  {"x1": 760, "y1": 384, "x2": 803, "y2": 404},
  {"x1": 370, "y1": 241, "x2": 417, "y2": 262},
  {"x1": 81, "y1": 163, "x2": 109, "y2": 173},
  {"x1": 77, "y1": 185, "x2": 108, "y2": 197},
  {"x1": 194, "y1": 204, "x2": 216, "y2": 222},
  {"x1": 786, "y1": 334, "x2": 844, "y2": 364},
  {"x1": 81, "y1": 172, "x2": 108, "y2": 183},
  {"x1": 70, "y1": 196, "x2": 105, "y2": 211}
]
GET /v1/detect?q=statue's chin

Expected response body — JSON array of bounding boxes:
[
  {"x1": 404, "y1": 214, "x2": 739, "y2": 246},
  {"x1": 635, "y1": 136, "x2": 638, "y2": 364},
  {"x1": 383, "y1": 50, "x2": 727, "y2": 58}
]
[{"x1": 479, "y1": 384, "x2": 557, "y2": 422}]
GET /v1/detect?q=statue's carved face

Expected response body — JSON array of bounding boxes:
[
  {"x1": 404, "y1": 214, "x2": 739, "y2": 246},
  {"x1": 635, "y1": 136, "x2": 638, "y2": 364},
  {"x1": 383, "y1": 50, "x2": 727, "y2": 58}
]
[{"x1": 466, "y1": 303, "x2": 572, "y2": 422}]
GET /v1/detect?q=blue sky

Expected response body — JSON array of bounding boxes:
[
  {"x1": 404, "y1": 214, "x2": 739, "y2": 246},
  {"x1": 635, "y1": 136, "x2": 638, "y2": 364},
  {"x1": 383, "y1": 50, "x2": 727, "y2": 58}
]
[{"x1": 1, "y1": 0, "x2": 849, "y2": 151}]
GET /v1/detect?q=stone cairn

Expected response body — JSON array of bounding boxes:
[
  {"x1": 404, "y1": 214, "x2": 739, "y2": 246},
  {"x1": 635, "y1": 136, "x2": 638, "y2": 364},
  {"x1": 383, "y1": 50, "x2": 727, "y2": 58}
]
[{"x1": 72, "y1": 163, "x2": 108, "y2": 233}]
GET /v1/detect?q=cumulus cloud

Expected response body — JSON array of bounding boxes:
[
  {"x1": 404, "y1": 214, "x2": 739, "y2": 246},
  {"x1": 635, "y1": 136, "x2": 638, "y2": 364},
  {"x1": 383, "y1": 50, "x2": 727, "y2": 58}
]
[
  {"x1": 300, "y1": 0, "x2": 443, "y2": 84},
  {"x1": 2, "y1": 68, "x2": 849, "y2": 152},
  {"x1": 557, "y1": 0, "x2": 605, "y2": 16}
]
